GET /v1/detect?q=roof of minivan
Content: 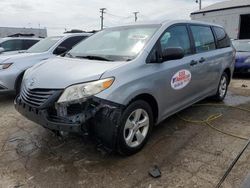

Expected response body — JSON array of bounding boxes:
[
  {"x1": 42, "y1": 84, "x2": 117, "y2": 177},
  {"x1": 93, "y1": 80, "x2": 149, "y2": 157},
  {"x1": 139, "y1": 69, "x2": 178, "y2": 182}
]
[{"x1": 109, "y1": 19, "x2": 223, "y2": 28}]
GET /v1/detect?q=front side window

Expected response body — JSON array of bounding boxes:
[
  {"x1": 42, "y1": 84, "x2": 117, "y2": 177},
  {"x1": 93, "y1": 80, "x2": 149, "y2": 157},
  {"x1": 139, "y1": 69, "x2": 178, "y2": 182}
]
[
  {"x1": 68, "y1": 25, "x2": 160, "y2": 61},
  {"x1": 190, "y1": 25, "x2": 216, "y2": 53},
  {"x1": 160, "y1": 25, "x2": 191, "y2": 55},
  {"x1": 213, "y1": 27, "x2": 231, "y2": 48},
  {"x1": 27, "y1": 36, "x2": 62, "y2": 53},
  {"x1": 0, "y1": 39, "x2": 22, "y2": 51},
  {"x1": 54, "y1": 36, "x2": 86, "y2": 54}
]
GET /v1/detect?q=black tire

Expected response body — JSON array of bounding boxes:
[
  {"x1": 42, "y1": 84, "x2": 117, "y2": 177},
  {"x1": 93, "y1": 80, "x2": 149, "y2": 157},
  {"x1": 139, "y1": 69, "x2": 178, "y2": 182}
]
[
  {"x1": 117, "y1": 100, "x2": 154, "y2": 156},
  {"x1": 213, "y1": 72, "x2": 229, "y2": 101}
]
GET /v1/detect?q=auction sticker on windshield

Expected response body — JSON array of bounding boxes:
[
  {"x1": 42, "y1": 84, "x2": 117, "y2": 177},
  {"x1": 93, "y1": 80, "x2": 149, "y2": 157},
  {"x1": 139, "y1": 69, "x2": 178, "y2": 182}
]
[
  {"x1": 128, "y1": 34, "x2": 148, "y2": 40},
  {"x1": 171, "y1": 69, "x2": 191, "y2": 90}
]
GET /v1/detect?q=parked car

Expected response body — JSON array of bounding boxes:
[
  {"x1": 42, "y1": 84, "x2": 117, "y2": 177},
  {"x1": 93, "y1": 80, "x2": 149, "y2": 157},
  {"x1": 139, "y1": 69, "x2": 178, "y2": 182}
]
[
  {"x1": 0, "y1": 33, "x2": 92, "y2": 94},
  {"x1": 232, "y1": 40, "x2": 250, "y2": 74},
  {"x1": 0, "y1": 37, "x2": 40, "y2": 55},
  {"x1": 15, "y1": 20, "x2": 234, "y2": 155}
]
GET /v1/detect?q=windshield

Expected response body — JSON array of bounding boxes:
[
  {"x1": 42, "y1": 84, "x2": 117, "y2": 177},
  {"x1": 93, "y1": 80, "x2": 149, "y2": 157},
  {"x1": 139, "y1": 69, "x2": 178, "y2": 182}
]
[
  {"x1": 232, "y1": 40, "x2": 250, "y2": 52},
  {"x1": 27, "y1": 36, "x2": 62, "y2": 53},
  {"x1": 68, "y1": 25, "x2": 160, "y2": 61}
]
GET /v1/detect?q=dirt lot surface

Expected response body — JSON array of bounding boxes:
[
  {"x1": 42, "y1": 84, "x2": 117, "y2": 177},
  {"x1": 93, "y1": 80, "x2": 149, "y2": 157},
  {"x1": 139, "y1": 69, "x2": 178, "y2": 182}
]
[{"x1": 0, "y1": 78, "x2": 250, "y2": 188}]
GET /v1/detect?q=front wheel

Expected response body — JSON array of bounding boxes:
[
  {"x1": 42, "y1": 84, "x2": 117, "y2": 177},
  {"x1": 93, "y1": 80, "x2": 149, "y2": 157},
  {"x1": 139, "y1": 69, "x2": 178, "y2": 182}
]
[
  {"x1": 213, "y1": 72, "x2": 229, "y2": 101},
  {"x1": 117, "y1": 100, "x2": 154, "y2": 156}
]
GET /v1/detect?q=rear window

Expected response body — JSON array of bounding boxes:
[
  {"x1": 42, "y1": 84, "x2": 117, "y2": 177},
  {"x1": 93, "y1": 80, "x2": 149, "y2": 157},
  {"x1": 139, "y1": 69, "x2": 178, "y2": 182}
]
[
  {"x1": 213, "y1": 27, "x2": 231, "y2": 48},
  {"x1": 190, "y1": 25, "x2": 216, "y2": 53},
  {"x1": 232, "y1": 40, "x2": 250, "y2": 52}
]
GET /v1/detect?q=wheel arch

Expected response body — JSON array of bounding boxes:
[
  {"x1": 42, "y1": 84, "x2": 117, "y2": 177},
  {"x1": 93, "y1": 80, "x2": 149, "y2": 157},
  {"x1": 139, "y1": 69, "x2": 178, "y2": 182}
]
[
  {"x1": 223, "y1": 68, "x2": 231, "y2": 84},
  {"x1": 128, "y1": 93, "x2": 159, "y2": 123},
  {"x1": 14, "y1": 71, "x2": 26, "y2": 91}
]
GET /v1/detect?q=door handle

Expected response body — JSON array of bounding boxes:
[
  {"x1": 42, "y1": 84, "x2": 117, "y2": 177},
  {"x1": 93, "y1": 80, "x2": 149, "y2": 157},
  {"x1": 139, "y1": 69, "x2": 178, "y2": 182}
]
[
  {"x1": 190, "y1": 60, "x2": 198, "y2": 66},
  {"x1": 199, "y1": 57, "x2": 206, "y2": 63}
]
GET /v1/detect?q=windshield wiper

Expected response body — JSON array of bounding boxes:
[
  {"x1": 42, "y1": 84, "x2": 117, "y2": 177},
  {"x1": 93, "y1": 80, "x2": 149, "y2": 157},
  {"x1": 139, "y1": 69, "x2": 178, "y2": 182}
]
[{"x1": 76, "y1": 55, "x2": 113, "y2": 61}]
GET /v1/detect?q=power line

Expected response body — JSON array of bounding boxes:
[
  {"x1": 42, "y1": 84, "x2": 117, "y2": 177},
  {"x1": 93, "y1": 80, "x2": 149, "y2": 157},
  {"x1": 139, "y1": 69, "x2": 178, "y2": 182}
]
[{"x1": 106, "y1": 12, "x2": 128, "y2": 19}]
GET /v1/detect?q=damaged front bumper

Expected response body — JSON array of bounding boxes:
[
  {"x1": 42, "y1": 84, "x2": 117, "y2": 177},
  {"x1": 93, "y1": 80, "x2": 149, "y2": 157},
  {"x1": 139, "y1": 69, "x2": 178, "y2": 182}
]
[
  {"x1": 14, "y1": 95, "x2": 124, "y2": 136},
  {"x1": 15, "y1": 96, "x2": 121, "y2": 132}
]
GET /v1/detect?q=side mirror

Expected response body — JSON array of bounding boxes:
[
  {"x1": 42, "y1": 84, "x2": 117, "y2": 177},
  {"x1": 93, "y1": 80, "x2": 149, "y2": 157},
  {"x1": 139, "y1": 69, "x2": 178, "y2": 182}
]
[
  {"x1": 162, "y1": 47, "x2": 184, "y2": 62},
  {"x1": 0, "y1": 47, "x2": 5, "y2": 53},
  {"x1": 54, "y1": 46, "x2": 68, "y2": 55}
]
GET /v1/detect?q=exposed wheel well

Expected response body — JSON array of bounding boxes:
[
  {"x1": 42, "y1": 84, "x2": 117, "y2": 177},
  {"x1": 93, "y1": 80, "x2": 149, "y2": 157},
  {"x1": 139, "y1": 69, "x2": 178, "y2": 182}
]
[
  {"x1": 14, "y1": 71, "x2": 25, "y2": 91},
  {"x1": 129, "y1": 94, "x2": 159, "y2": 123},
  {"x1": 224, "y1": 68, "x2": 231, "y2": 84}
]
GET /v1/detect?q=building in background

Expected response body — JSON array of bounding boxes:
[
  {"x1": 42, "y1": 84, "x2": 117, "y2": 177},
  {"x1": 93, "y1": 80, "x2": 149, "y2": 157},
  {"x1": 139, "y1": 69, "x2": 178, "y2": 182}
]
[
  {"x1": 0, "y1": 27, "x2": 47, "y2": 38},
  {"x1": 190, "y1": 0, "x2": 250, "y2": 39}
]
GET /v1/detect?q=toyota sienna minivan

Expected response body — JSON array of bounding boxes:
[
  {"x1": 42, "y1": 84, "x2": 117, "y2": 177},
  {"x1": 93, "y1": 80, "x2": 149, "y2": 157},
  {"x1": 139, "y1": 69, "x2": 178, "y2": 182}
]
[{"x1": 15, "y1": 20, "x2": 235, "y2": 155}]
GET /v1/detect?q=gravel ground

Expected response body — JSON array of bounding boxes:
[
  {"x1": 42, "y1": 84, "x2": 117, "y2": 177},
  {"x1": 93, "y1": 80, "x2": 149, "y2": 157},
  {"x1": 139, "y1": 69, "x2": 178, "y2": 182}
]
[{"x1": 0, "y1": 78, "x2": 250, "y2": 188}]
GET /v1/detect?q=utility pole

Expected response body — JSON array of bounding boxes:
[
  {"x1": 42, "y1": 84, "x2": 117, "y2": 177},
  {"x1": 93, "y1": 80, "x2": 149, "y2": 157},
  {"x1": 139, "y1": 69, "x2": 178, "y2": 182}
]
[
  {"x1": 100, "y1": 8, "x2": 106, "y2": 30},
  {"x1": 196, "y1": 0, "x2": 202, "y2": 10},
  {"x1": 133, "y1": 11, "x2": 139, "y2": 22}
]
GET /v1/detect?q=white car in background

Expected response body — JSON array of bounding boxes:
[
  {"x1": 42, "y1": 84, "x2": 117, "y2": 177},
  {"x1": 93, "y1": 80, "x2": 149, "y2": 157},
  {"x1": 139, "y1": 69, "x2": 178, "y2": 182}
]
[
  {"x1": 0, "y1": 33, "x2": 92, "y2": 94},
  {"x1": 0, "y1": 37, "x2": 41, "y2": 55}
]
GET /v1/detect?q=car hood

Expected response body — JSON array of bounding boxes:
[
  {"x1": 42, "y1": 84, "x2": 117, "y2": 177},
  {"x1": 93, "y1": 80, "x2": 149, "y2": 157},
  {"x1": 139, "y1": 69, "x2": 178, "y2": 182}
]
[
  {"x1": 0, "y1": 52, "x2": 43, "y2": 64},
  {"x1": 24, "y1": 56, "x2": 126, "y2": 89}
]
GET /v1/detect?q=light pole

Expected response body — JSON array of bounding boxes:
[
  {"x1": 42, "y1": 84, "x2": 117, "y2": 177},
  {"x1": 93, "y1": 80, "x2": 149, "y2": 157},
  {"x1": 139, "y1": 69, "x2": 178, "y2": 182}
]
[{"x1": 196, "y1": 0, "x2": 202, "y2": 10}]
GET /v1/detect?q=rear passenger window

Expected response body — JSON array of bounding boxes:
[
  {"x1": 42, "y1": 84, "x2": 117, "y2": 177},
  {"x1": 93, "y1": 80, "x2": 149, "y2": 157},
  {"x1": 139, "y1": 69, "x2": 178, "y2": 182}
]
[
  {"x1": 213, "y1": 27, "x2": 231, "y2": 48},
  {"x1": 190, "y1": 25, "x2": 216, "y2": 53},
  {"x1": 160, "y1": 25, "x2": 191, "y2": 55}
]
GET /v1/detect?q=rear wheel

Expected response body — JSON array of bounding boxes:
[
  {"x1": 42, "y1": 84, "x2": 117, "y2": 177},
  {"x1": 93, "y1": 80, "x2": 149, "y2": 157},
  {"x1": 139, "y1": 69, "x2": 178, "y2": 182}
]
[
  {"x1": 213, "y1": 72, "x2": 229, "y2": 101},
  {"x1": 117, "y1": 100, "x2": 153, "y2": 155}
]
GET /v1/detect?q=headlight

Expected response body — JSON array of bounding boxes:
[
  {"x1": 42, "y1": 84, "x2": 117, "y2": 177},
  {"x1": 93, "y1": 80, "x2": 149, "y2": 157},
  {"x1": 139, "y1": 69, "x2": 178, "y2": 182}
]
[
  {"x1": 244, "y1": 58, "x2": 250, "y2": 64},
  {"x1": 0, "y1": 63, "x2": 13, "y2": 70},
  {"x1": 57, "y1": 78, "x2": 114, "y2": 104}
]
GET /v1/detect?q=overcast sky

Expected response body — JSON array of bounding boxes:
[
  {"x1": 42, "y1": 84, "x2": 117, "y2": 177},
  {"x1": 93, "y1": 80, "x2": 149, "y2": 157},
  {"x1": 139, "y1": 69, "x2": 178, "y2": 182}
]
[{"x1": 0, "y1": 0, "x2": 225, "y2": 35}]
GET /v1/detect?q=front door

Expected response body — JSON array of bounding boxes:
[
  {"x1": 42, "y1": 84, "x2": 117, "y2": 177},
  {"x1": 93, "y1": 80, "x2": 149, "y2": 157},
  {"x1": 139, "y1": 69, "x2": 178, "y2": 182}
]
[{"x1": 150, "y1": 24, "x2": 202, "y2": 118}]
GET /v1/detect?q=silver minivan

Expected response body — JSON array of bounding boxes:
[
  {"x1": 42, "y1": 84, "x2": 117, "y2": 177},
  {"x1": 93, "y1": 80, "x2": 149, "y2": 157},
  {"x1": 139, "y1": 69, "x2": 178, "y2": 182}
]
[{"x1": 15, "y1": 20, "x2": 235, "y2": 155}]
